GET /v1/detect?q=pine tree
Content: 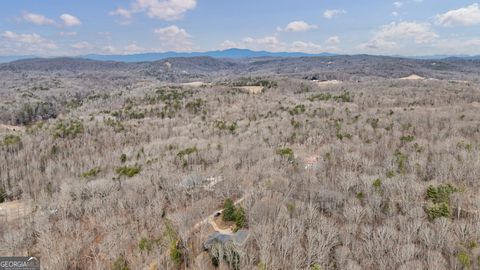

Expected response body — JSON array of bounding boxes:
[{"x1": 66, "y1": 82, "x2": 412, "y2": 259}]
[
  {"x1": 235, "y1": 207, "x2": 247, "y2": 229},
  {"x1": 223, "y1": 198, "x2": 236, "y2": 221}
]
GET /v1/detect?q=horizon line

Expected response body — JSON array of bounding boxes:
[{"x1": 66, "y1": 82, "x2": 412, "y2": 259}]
[{"x1": 0, "y1": 48, "x2": 479, "y2": 60}]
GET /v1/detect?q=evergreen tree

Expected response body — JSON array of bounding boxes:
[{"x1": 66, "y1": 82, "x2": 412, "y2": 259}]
[
  {"x1": 223, "y1": 198, "x2": 236, "y2": 221},
  {"x1": 235, "y1": 207, "x2": 247, "y2": 229}
]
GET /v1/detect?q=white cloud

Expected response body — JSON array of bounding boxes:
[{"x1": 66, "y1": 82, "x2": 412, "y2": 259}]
[
  {"x1": 102, "y1": 46, "x2": 118, "y2": 54},
  {"x1": 394, "y1": 2, "x2": 403, "y2": 8},
  {"x1": 110, "y1": 8, "x2": 132, "y2": 19},
  {"x1": 325, "y1": 36, "x2": 340, "y2": 45},
  {"x1": 154, "y1": 25, "x2": 193, "y2": 51},
  {"x1": 290, "y1": 41, "x2": 323, "y2": 53},
  {"x1": 60, "y1": 14, "x2": 81, "y2": 27},
  {"x1": 243, "y1": 36, "x2": 286, "y2": 51},
  {"x1": 21, "y1": 12, "x2": 55, "y2": 25},
  {"x1": 71, "y1": 41, "x2": 92, "y2": 50},
  {"x1": 98, "y1": 44, "x2": 145, "y2": 54},
  {"x1": 110, "y1": 8, "x2": 133, "y2": 25},
  {"x1": 2, "y1": 31, "x2": 55, "y2": 47},
  {"x1": 60, "y1": 31, "x2": 77, "y2": 36},
  {"x1": 359, "y1": 38, "x2": 399, "y2": 51},
  {"x1": 387, "y1": 37, "x2": 480, "y2": 56},
  {"x1": 392, "y1": 11, "x2": 399, "y2": 17},
  {"x1": 1, "y1": 31, "x2": 57, "y2": 55},
  {"x1": 435, "y1": 3, "x2": 480, "y2": 26},
  {"x1": 375, "y1": 21, "x2": 438, "y2": 44},
  {"x1": 132, "y1": 0, "x2": 196, "y2": 20},
  {"x1": 434, "y1": 38, "x2": 480, "y2": 54},
  {"x1": 278, "y1": 21, "x2": 318, "y2": 32},
  {"x1": 360, "y1": 21, "x2": 437, "y2": 53},
  {"x1": 323, "y1": 9, "x2": 346, "y2": 19},
  {"x1": 154, "y1": 25, "x2": 191, "y2": 38},
  {"x1": 124, "y1": 43, "x2": 145, "y2": 53},
  {"x1": 221, "y1": 36, "x2": 332, "y2": 53},
  {"x1": 219, "y1": 40, "x2": 238, "y2": 50}
]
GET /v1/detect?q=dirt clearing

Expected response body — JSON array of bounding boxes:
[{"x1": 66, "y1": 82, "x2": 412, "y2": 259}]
[
  {"x1": 0, "y1": 200, "x2": 33, "y2": 223},
  {"x1": 181, "y1": 81, "x2": 210, "y2": 87},
  {"x1": 0, "y1": 124, "x2": 25, "y2": 133},
  {"x1": 399, "y1": 74, "x2": 425, "y2": 80},
  {"x1": 313, "y1": 80, "x2": 342, "y2": 86},
  {"x1": 237, "y1": 86, "x2": 264, "y2": 94}
]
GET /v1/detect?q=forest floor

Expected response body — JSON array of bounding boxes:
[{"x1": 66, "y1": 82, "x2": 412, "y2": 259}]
[
  {"x1": 0, "y1": 200, "x2": 32, "y2": 223},
  {"x1": 0, "y1": 124, "x2": 25, "y2": 133},
  {"x1": 237, "y1": 86, "x2": 264, "y2": 94}
]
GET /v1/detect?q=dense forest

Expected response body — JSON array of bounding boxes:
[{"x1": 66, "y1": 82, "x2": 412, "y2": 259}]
[{"x1": 1, "y1": 56, "x2": 480, "y2": 269}]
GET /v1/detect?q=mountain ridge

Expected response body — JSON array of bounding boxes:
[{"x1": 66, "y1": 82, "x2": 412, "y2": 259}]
[
  {"x1": 2, "y1": 54, "x2": 479, "y2": 82},
  {"x1": 3, "y1": 48, "x2": 478, "y2": 64},
  {"x1": 81, "y1": 48, "x2": 337, "y2": 62}
]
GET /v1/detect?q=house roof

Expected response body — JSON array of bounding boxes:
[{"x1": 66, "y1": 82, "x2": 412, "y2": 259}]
[
  {"x1": 203, "y1": 229, "x2": 249, "y2": 250},
  {"x1": 180, "y1": 174, "x2": 204, "y2": 189}
]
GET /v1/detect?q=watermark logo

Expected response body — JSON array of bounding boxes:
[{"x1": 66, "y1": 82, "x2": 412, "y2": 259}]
[{"x1": 0, "y1": 257, "x2": 40, "y2": 270}]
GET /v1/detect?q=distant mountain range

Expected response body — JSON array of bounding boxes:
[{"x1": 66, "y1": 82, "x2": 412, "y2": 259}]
[
  {"x1": 2, "y1": 54, "x2": 480, "y2": 82},
  {"x1": 0, "y1": 55, "x2": 36, "y2": 64},
  {"x1": 81, "y1": 48, "x2": 337, "y2": 62},
  {"x1": 0, "y1": 48, "x2": 479, "y2": 63},
  {"x1": 400, "y1": 54, "x2": 480, "y2": 60}
]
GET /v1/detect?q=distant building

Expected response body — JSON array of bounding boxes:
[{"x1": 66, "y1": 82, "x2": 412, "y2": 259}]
[
  {"x1": 203, "y1": 229, "x2": 249, "y2": 251},
  {"x1": 180, "y1": 174, "x2": 223, "y2": 190},
  {"x1": 304, "y1": 155, "x2": 320, "y2": 169},
  {"x1": 180, "y1": 174, "x2": 205, "y2": 190}
]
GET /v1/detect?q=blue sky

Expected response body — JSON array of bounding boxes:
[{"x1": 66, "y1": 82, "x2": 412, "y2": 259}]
[{"x1": 1, "y1": 0, "x2": 479, "y2": 56}]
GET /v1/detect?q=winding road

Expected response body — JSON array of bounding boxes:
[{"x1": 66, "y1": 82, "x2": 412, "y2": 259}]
[{"x1": 190, "y1": 196, "x2": 246, "y2": 235}]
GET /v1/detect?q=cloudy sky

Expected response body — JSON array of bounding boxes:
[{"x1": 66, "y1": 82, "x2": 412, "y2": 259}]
[{"x1": 1, "y1": 0, "x2": 480, "y2": 56}]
